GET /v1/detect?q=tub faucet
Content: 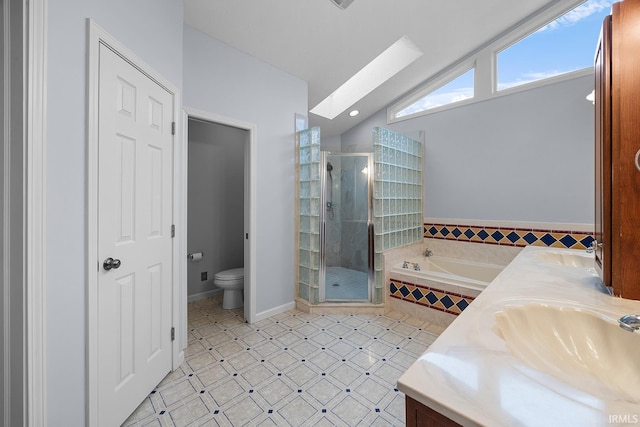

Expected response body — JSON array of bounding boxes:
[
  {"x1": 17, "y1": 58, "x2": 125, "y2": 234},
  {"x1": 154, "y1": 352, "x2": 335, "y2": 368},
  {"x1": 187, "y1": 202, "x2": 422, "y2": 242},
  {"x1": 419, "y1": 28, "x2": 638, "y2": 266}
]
[
  {"x1": 423, "y1": 248, "x2": 433, "y2": 257},
  {"x1": 402, "y1": 261, "x2": 409, "y2": 269},
  {"x1": 412, "y1": 262, "x2": 421, "y2": 271},
  {"x1": 618, "y1": 314, "x2": 640, "y2": 332},
  {"x1": 586, "y1": 240, "x2": 602, "y2": 254}
]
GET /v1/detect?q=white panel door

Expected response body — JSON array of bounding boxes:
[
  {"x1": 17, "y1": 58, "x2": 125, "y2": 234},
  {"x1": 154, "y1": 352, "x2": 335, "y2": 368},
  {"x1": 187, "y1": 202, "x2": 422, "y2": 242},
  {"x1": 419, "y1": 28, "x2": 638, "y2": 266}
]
[{"x1": 97, "y1": 44, "x2": 173, "y2": 427}]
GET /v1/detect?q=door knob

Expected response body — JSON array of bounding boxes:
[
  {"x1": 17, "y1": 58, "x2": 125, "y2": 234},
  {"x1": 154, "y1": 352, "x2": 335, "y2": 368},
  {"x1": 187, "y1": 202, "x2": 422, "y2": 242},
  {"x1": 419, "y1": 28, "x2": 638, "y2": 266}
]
[{"x1": 103, "y1": 257, "x2": 122, "y2": 271}]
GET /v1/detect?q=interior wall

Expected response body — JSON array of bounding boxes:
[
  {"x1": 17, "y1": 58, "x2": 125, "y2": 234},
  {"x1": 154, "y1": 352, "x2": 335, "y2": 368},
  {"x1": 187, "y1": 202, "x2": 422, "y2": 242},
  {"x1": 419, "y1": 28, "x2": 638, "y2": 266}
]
[
  {"x1": 183, "y1": 26, "x2": 308, "y2": 315},
  {"x1": 0, "y1": 4, "x2": 5, "y2": 421},
  {"x1": 46, "y1": 1, "x2": 183, "y2": 424},
  {"x1": 341, "y1": 74, "x2": 594, "y2": 224},
  {"x1": 2, "y1": 2, "x2": 25, "y2": 425},
  {"x1": 321, "y1": 134, "x2": 341, "y2": 152},
  {"x1": 188, "y1": 120, "x2": 245, "y2": 297}
]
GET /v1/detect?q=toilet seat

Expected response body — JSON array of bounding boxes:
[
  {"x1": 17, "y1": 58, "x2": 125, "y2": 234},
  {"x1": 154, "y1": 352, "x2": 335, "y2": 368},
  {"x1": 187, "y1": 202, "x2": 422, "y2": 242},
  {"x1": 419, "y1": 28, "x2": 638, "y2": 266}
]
[{"x1": 214, "y1": 268, "x2": 244, "y2": 282}]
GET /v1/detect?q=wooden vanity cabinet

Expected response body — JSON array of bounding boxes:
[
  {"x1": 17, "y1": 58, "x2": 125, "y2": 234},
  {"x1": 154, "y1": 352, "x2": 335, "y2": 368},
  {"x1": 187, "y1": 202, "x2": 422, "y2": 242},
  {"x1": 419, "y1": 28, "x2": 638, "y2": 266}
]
[
  {"x1": 405, "y1": 396, "x2": 462, "y2": 427},
  {"x1": 595, "y1": 0, "x2": 640, "y2": 300}
]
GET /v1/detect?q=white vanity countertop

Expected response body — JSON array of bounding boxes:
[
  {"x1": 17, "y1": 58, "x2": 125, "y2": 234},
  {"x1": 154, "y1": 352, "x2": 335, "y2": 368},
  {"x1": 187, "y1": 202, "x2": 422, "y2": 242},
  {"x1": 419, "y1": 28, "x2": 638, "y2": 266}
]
[{"x1": 397, "y1": 246, "x2": 640, "y2": 427}]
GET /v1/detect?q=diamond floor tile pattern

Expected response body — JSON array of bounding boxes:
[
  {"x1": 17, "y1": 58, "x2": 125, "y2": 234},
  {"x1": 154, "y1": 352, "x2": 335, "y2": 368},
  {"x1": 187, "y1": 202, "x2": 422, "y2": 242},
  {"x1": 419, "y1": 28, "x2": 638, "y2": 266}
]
[{"x1": 123, "y1": 296, "x2": 441, "y2": 427}]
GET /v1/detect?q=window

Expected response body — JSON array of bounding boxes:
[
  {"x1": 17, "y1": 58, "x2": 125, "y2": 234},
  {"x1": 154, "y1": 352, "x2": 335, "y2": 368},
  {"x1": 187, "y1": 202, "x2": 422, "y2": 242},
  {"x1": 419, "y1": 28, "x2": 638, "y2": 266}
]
[
  {"x1": 395, "y1": 68, "x2": 474, "y2": 119},
  {"x1": 497, "y1": 0, "x2": 613, "y2": 90},
  {"x1": 389, "y1": 0, "x2": 610, "y2": 122}
]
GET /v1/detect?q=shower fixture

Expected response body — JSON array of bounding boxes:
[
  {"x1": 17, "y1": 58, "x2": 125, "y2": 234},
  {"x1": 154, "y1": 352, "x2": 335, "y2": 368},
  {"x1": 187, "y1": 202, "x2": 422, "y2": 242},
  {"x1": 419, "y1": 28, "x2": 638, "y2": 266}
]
[{"x1": 326, "y1": 162, "x2": 334, "y2": 215}]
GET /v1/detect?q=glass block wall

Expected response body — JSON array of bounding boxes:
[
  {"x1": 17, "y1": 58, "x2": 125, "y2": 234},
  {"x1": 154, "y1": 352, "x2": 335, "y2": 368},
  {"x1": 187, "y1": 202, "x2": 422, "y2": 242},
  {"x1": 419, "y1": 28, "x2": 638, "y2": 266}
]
[
  {"x1": 297, "y1": 127, "x2": 321, "y2": 304},
  {"x1": 373, "y1": 127, "x2": 423, "y2": 303}
]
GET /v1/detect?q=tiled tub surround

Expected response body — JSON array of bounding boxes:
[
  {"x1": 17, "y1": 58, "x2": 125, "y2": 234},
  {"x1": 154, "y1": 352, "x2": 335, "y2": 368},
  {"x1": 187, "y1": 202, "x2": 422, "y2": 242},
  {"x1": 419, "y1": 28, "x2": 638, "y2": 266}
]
[
  {"x1": 424, "y1": 221, "x2": 594, "y2": 250},
  {"x1": 383, "y1": 220, "x2": 595, "y2": 324},
  {"x1": 389, "y1": 278, "x2": 478, "y2": 325},
  {"x1": 124, "y1": 296, "x2": 443, "y2": 427},
  {"x1": 397, "y1": 246, "x2": 640, "y2": 426},
  {"x1": 388, "y1": 257, "x2": 502, "y2": 328},
  {"x1": 383, "y1": 240, "x2": 518, "y2": 325}
]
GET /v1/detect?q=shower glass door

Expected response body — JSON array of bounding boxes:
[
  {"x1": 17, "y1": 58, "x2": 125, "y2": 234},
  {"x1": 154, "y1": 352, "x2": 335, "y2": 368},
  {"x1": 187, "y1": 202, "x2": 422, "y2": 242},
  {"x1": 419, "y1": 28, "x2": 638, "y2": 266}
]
[{"x1": 320, "y1": 152, "x2": 373, "y2": 302}]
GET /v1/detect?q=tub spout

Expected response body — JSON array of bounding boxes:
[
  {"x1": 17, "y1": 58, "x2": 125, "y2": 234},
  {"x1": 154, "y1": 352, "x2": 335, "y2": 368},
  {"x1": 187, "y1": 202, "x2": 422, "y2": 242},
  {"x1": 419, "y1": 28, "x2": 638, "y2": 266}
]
[{"x1": 423, "y1": 248, "x2": 433, "y2": 257}]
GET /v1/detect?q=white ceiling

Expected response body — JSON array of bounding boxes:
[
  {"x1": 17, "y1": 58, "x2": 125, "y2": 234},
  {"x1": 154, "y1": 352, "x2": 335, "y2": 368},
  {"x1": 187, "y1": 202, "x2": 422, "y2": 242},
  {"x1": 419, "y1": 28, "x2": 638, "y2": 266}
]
[{"x1": 184, "y1": 0, "x2": 558, "y2": 138}]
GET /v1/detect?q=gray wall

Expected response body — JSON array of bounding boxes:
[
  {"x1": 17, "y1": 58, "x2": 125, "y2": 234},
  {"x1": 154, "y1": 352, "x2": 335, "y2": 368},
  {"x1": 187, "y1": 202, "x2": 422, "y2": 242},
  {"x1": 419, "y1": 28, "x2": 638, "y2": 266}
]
[
  {"x1": 341, "y1": 74, "x2": 594, "y2": 224},
  {"x1": 183, "y1": 26, "x2": 308, "y2": 315},
  {"x1": 188, "y1": 120, "x2": 245, "y2": 297},
  {"x1": 0, "y1": 5, "x2": 5, "y2": 422},
  {"x1": 321, "y1": 135, "x2": 341, "y2": 152},
  {"x1": 46, "y1": 1, "x2": 183, "y2": 424},
  {"x1": 1, "y1": 2, "x2": 25, "y2": 425}
]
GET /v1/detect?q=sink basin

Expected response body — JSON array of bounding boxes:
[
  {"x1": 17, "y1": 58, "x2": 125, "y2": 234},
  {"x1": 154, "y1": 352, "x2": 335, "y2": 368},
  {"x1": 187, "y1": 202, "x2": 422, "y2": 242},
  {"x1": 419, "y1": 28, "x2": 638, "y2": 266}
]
[
  {"x1": 494, "y1": 304, "x2": 640, "y2": 402},
  {"x1": 534, "y1": 251, "x2": 594, "y2": 268}
]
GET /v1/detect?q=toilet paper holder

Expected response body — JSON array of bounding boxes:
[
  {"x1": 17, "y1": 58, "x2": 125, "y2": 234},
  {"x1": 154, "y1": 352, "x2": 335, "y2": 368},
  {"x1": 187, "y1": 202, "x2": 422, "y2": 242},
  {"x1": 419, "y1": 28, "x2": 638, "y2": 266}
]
[{"x1": 187, "y1": 252, "x2": 204, "y2": 262}]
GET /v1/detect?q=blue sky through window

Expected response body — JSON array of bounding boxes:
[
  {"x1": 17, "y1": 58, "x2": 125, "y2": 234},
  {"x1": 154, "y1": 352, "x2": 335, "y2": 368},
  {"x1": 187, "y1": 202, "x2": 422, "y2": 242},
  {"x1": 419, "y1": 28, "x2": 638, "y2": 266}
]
[
  {"x1": 498, "y1": 0, "x2": 613, "y2": 90},
  {"x1": 396, "y1": 68, "x2": 474, "y2": 117},
  {"x1": 395, "y1": 0, "x2": 613, "y2": 118}
]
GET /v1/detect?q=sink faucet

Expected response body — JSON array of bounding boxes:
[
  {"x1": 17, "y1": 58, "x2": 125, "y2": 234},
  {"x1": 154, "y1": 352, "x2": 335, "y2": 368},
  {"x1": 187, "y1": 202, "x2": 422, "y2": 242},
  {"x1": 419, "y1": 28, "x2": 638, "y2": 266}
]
[
  {"x1": 423, "y1": 248, "x2": 433, "y2": 257},
  {"x1": 618, "y1": 314, "x2": 640, "y2": 332}
]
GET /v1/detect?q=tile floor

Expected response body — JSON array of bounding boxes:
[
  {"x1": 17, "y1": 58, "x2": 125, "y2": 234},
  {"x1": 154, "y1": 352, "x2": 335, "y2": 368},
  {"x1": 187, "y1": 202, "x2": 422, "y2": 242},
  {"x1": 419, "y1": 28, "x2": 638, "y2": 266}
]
[
  {"x1": 325, "y1": 267, "x2": 368, "y2": 300},
  {"x1": 123, "y1": 296, "x2": 443, "y2": 427}
]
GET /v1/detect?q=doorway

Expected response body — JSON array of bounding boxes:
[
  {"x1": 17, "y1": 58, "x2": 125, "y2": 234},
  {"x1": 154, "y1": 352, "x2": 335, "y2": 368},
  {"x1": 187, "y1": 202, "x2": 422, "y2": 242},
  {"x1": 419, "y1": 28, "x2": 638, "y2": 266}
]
[
  {"x1": 187, "y1": 118, "x2": 246, "y2": 301},
  {"x1": 183, "y1": 109, "x2": 256, "y2": 324}
]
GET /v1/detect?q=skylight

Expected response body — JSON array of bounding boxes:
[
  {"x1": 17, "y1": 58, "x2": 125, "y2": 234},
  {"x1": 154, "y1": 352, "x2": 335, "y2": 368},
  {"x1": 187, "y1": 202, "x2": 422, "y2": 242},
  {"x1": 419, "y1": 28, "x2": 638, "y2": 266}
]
[{"x1": 310, "y1": 36, "x2": 423, "y2": 120}]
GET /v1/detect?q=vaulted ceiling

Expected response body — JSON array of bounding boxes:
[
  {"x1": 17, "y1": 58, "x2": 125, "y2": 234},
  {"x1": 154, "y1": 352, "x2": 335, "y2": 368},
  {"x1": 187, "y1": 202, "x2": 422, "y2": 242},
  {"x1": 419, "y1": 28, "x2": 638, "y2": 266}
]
[{"x1": 184, "y1": 0, "x2": 559, "y2": 137}]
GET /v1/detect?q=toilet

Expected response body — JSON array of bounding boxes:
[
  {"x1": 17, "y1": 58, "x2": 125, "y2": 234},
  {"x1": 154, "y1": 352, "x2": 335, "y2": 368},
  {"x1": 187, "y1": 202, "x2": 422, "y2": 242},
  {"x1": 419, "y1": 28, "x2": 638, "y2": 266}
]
[{"x1": 214, "y1": 268, "x2": 244, "y2": 309}]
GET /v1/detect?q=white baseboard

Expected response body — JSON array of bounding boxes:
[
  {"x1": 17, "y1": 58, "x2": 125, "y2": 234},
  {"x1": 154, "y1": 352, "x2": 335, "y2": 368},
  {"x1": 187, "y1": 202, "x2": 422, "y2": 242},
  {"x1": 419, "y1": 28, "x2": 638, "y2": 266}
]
[
  {"x1": 187, "y1": 289, "x2": 222, "y2": 302},
  {"x1": 255, "y1": 301, "x2": 296, "y2": 322}
]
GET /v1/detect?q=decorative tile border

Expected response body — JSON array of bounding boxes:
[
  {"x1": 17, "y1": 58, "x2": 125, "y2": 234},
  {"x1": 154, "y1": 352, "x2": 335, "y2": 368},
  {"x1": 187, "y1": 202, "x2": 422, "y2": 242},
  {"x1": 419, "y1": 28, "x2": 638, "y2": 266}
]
[
  {"x1": 424, "y1": 223, "x2": 594, "y2": 250},
  {"x1": 389, "y1": 278, "x2": 475, "y2": 316}
]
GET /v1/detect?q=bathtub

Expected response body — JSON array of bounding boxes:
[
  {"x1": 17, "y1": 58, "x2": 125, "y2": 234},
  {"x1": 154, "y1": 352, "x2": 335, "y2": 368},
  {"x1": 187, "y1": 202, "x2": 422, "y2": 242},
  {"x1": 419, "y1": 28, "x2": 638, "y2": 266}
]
[
  {"x1": 392, "y1": 255, "x2": 504, "y2": 292},
  {"x1": 389, "y1": 255, "x2": 505, "y2": 326}
]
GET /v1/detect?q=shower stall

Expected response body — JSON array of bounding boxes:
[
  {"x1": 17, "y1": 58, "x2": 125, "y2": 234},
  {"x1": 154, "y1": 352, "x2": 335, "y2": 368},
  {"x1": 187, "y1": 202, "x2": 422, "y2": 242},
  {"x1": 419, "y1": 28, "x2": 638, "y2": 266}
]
[
  {"x1": 296, "y1": 126, "x2": 423, "y2": 306},
  {"x1": 320, "y1": 153, "x2": 373, "y2": 302}
]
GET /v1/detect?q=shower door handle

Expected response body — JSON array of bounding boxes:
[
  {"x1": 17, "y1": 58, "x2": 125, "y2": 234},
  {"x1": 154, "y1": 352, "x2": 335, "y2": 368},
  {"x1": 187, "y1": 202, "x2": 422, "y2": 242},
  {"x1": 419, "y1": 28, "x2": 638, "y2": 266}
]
[
  {"x1": 320, "y1": 221, "x2": 326, "y2": 262},
  {"x1": 319, "y1": 220, "x2": 326, "y2": 302},
  {"x1": 367, "y1": 222, "x2": 375, "y2": 273}
]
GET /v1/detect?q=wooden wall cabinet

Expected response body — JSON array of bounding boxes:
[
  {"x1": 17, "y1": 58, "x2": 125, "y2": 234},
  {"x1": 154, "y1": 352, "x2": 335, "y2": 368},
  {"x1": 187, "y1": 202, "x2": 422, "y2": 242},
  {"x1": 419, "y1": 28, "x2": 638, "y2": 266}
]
[{"x1": 595, "y1": 0, "x2": 640, "y2": 301}]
